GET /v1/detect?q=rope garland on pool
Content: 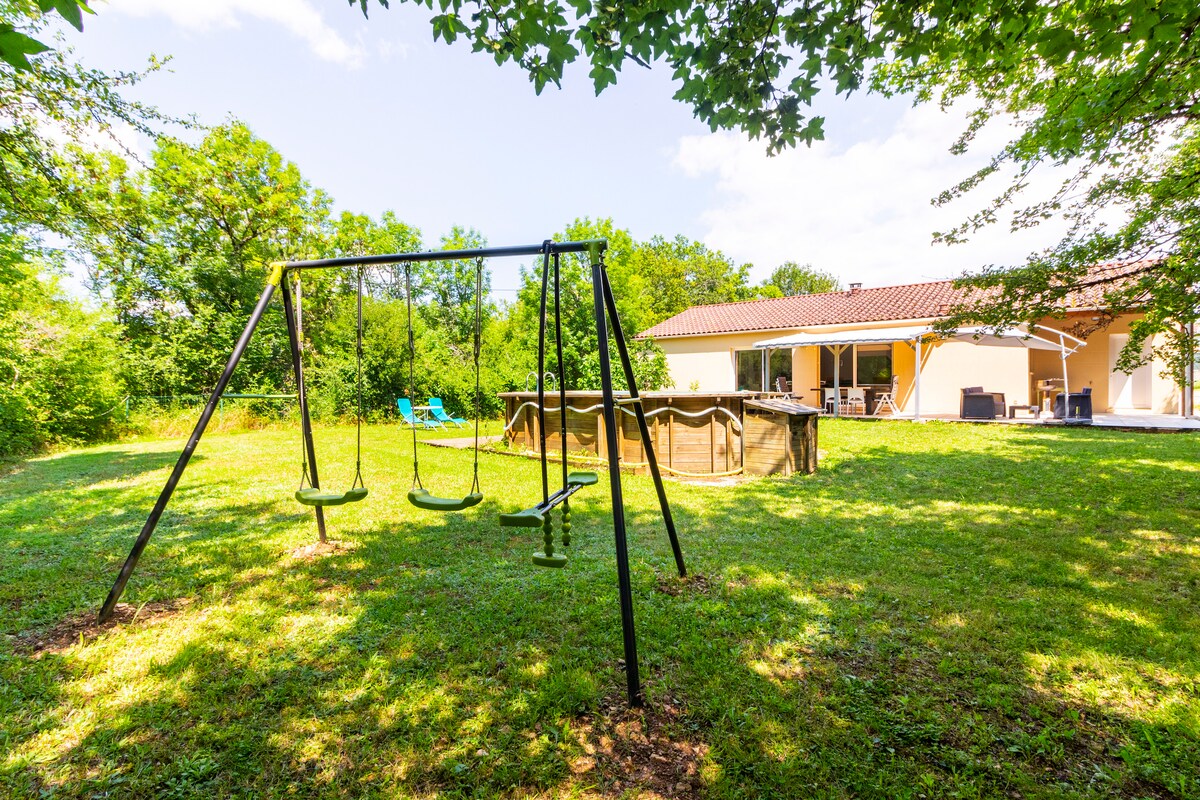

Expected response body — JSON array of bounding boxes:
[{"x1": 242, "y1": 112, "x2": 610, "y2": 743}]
[
  {"x1": 501, "y1": 400, "x2": 745, "y2": 478},
  {"x1": 502, "y1": 400, "x2": 744, "y2": 434}
]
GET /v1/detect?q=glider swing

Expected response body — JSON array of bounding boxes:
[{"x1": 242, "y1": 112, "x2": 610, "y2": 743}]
[
  {"x1": 97, "y1": 239, "x2": 687, "y2": 708},
  {"x1": 403, "y1": 258, "x2": 484, "y2": 512},
  {"x1": 498, "y1": 247, "x2": 598, "y2": 569}
]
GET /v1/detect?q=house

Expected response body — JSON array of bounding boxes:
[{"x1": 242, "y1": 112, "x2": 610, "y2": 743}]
[{"x1": 636, "y1": 262, "x2": 1192, "y2": 417}]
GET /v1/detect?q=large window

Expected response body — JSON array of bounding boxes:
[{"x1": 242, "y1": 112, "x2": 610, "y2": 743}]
[
  {"x1": 856, "y1": 344, "x2": 893, "y2": 385},
  {"x1": 735, "y1": 350, "x2": 763, "y2": 391},
  {"x1": 735, "y1": 349, "x2": 794, "y2": 392},
  {"x1": 768, "y1": 348, "x2": 793, "y2": 391},
  {"x1": 819, "y1": 344, "x2": 892, "y2": 386},
  {"x1": 819, "y1": 346, "x2": 853, "y2": 387}
]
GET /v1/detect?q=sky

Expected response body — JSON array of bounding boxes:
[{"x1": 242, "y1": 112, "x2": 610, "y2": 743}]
[{"x1": 57, "y1": 0, "x2": 1072, "y2": 296}]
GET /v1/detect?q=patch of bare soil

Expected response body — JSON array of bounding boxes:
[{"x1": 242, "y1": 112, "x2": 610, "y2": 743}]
[
  {"x1": 289, "y1": 539, "x2": 358, "y2": 561},
  {"x1": 570, "y1": 693, "x2": 709, "y2": 799},
  {"x1": 655, "y1": 573, "x2": 711, "y2": 597},
  {"x1": 14, "y1": 599, "x2": 187, "y2": 657}
]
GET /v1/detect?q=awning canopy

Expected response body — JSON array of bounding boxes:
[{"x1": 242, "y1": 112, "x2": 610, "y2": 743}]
[
  {"x1": 754, "y1": 324, "x2": 1085, "y2": 352},
  {"x1": 753, "y1": 324, "x2": 934, "y2": 349}
]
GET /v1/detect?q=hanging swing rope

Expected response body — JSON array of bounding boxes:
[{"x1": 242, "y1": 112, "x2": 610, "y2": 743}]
[
  {"x1": 404, "y1": 258, "x2": 485, "y2": 512},
  {"x1": 295, "y1": 267, "x2": 369, "y2": 507}
]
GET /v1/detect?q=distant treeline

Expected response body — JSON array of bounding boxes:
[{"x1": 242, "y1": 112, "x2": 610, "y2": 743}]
[{"x1": 5, "y1": 117, "x2": 839, "y2": 457}]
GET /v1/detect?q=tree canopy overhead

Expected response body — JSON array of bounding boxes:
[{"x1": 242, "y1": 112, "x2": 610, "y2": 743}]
[{"x1": 354, "y1": 0, "x2": 1198, "y2": 380}]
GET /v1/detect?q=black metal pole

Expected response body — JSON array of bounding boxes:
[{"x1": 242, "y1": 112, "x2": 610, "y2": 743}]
[
  {"x1": 282, "y1": 240, "x2": 606, "y2": 271},
  {"x1": 281, "y1": 275, "x2": 327, "y2": 543},
  {"x1": 554, "y1": 251, "x2": 570, "y2": 544},
  {"x1": 537, "y1": 242, "x2": 551, "y2": 506},
  {"x1": 99, "y1": 273, "x2": 281, "y2": 622},
  {"x1": 599, "y1": 269, "x2": 687, "y2": 578},
  {"x1": 590, "y1": 253, "x2": 643, "y2": 708}
]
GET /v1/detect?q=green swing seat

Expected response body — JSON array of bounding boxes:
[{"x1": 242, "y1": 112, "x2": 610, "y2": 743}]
[
  {"x1": 498, "y1": 505, "x2": 545, "y2": 528},
  {"x1": 295, "y1": 487, "x2": 368, "y2": 507},
  {"x1": 498, "y1": 471, "x2": 599, "y2": 528},
  {"x1": 407, "y1": 488, "x2": 484, "y2": 512}
]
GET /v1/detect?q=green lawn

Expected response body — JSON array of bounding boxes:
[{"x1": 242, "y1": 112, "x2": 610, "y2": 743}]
[{"x1": 1, "y1": 420, "x2": 1198, "y2": 799}]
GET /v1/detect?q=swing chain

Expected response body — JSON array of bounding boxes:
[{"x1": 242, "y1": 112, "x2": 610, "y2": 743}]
[
  {"x1": 405, "y1": 262, "x2": 422, "y2": 490},
  {"x1": 352, "y1": 264, "x2": 365, "y2": 491},
  {"x1": 471, "y1": 256, "x2": 483, "y2": 495}
]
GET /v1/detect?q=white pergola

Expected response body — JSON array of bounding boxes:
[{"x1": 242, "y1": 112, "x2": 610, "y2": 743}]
[{"x1": 754, "y1": 323, "x2": 1086, "y2": 420}]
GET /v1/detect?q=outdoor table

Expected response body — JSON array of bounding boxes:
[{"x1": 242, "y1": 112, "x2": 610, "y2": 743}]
[
  {"x1": 809, "y1": 387, "x2": 876, "y2": 415},
  {"x1": 413, "y1": 405, "x2": 440, "y2": 426}
]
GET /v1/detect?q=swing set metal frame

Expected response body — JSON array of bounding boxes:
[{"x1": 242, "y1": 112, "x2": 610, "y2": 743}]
[{"x1": 97, "y1": 238, "x2": 686, "y2": 708}]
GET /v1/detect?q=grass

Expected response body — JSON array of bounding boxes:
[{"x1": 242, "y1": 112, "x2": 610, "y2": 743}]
[{"x1": 1, "y1": 418, "x2": 1198, "y2": 799}]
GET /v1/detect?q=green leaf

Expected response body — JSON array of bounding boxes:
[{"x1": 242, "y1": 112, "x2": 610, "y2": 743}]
[{"x1": 0, "y1": 27, "x2": 51, "y2": 71}]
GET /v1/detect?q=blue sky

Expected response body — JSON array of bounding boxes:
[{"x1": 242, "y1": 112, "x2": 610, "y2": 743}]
[{"x1": 61, "y1": 1, "x2": 1070, "y2": 294}]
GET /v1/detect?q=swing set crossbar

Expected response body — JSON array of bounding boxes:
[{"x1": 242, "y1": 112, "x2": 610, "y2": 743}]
[{"x1": 276, "y1": 240, "x2": 605, "y2": 272}]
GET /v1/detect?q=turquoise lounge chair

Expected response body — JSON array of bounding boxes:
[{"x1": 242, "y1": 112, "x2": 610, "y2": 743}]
[
  {"x1": 397, "y1": 398, "x2": 439, "y2": 428},
  {"x1": 428, "y1": 397, "x2": 466, "y2": 428}
]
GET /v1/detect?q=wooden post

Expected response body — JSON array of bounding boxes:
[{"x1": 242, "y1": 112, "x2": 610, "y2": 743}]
[
  {"x1": 783, "y1": 410, "x2": 793, "y2": 476},
  {"x1": 667, "y1": 400, "x2": 674, "y2": 470},
  {"x1": 596, "y1": 410, "x2": 606, "y2": 460},
  {"x1": 709, "y1": 412, "x2": 715, "y2": 474},
  {"x1": 725, "y1": 399, "x2": 734, "y2": 471},
  {"x1": 616, "y1": 405, "x2": 626, "y2": 466},
  {"x1": 652, "y1": 406, "x2": 660, "y2": 466}
]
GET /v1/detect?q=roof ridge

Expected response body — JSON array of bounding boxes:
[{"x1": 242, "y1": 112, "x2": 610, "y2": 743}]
[{"x1": 668, "y1": 275, "x2": 960, "y2": 314}]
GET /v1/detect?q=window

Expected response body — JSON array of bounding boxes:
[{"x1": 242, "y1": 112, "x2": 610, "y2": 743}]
[
  {"x1": 735, "y1": 350, "x2": 763, "y2": 391},
  {"x1": 819, "y1": 346, "x2": 853, "y2": 387},
  {"x1": 856, "y1": 344, "x2": 893, "y2": 385},
  {"x1": 768, "y1": 348, "x2": 792, "y2": 391}
]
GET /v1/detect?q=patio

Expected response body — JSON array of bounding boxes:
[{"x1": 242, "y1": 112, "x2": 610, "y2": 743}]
[{"x1": 838, "y1": 409, "x2": 1200, "y2": 432}]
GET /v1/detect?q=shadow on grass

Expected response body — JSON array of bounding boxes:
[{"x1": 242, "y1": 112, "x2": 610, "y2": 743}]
[{"x1": 2, "y1": 423, "x2": 1198, "y2": 798}]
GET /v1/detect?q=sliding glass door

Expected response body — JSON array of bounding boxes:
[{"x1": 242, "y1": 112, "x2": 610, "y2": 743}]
[{"x1": 735, "y1": 349, "x2": 794, "y2": 392}]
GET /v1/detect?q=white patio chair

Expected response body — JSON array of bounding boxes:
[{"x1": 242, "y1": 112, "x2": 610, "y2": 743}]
[
  {"x1": 872, "y1": 376, "x2": 900, "y2": 416},
  {"x1": 822, "y1": 388, "x2": 839, "y2": 414},
  {"x1": 842, "y1": 387, "x2": 866, "y2": 415}
]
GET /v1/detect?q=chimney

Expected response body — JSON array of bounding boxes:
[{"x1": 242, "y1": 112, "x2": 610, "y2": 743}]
[{"x1": 849, "y1": 282, "x2": 862, "y2": 294}]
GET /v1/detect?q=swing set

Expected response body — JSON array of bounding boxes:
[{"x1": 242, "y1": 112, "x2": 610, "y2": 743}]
[{"x1": 97, "y1": 239, "x2": 686, "y2": 707}]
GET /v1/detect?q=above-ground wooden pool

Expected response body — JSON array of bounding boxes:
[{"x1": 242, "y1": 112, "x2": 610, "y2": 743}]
[{"x1": 499, "y1": 391, "x2": 819, "y2": 477}]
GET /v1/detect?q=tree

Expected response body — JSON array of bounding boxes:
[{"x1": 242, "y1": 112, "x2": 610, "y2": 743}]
[
  {"x1": 1, "y1": 2, "x2": 175, "y2": 237},
  {"x1": 763, "y1": 261, "x2": 840, "y2": 296},
  {"x1": 0, "y1": 236, "x2": 124, "y2": 456},
  {"x1": 509, "y1": 218, "x2": 670, "y2": 391},
  {"x1": 71, "y1": 123, "x2": 331, "y2": 396},
  {"x1": 625, "y1": 235, "x2": 756, "y2": 327},
  {"x1": 354, "y1": 1, "x2": 1200, "y2": 378}
]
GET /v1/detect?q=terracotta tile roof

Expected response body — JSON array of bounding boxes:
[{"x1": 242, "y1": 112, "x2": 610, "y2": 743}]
[
  {"x1": 636, "y1": 260, "x2": 1155, "y2": 339},
  {"x1": 637, "y1": 279, "x2": 968, "y2": 339}
]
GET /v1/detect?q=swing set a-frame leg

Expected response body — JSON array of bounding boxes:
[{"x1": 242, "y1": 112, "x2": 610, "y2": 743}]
[
  {"x1": 98, "y1": 270, "x2": 283, "y2": 623},
  {"x1": 599, "y1": 267, "x2": 687, "y2": 579},
  {"x1": 281, "y1": 277, "x2": 327, "y2": 543},
  {"x1": 589, "y1": 254, "x2": 644, "y2": 707}
]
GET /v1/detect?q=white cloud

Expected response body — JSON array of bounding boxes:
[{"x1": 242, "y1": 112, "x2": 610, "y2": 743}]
[
  {"x1": 673, "y1": 103, "x2": 1078, "y2": 288},
  {"x1": 103, "y1": 0, "x2": 366, "y2": 69}
]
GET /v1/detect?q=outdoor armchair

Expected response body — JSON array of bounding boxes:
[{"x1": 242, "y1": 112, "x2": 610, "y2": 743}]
[
  {"x1": 1053, "y1": 387, "x2": 1093, "y2": 421},
  {"x1": 960, "y1": 386, "x2": 1006, "y2": 419}
]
